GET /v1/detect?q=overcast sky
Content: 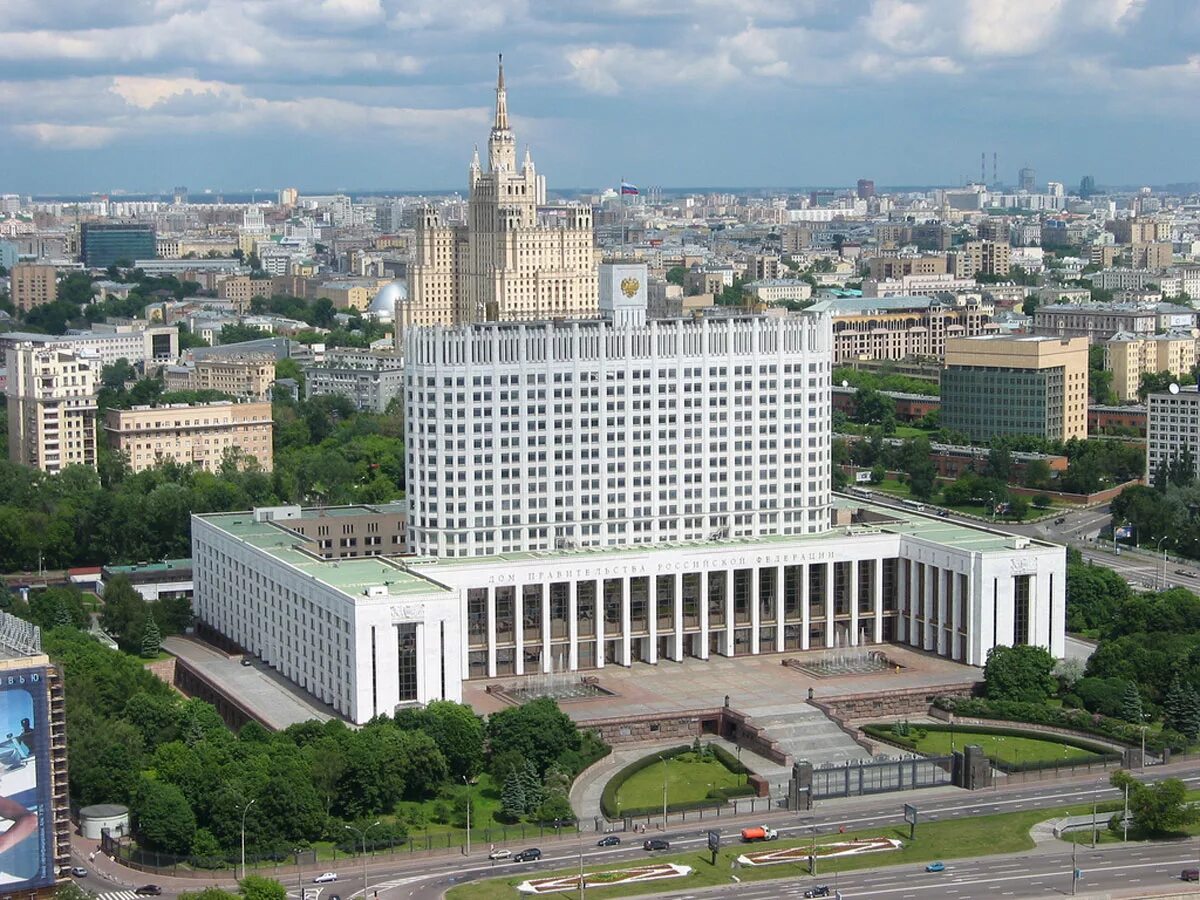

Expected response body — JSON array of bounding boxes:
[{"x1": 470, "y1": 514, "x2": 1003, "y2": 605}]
[{"x1": 0, "y1": 0, "x2": 1194, "y2": 195}]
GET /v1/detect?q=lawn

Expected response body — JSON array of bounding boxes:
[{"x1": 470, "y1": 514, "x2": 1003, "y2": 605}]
[
  {"x1": 905, "y1": 729, "x2": 1103, "y2": 766},
  {"x1": 614, "y1": 751, "x2": 742, "y2": 813}
]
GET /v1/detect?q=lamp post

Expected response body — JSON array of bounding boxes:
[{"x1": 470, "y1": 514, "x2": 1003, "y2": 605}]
[
  {"x1": 1157, "y1": 536, "x2": 1170, "y2": 590},
  {"x1": 1141, "y1": 725, "x2": 1147, "y2": 769},
  {"x1": 240, "y1": 797, "x2": 258, "y2": 882},
  {"x1": 344, "y1": 821, "x2": 381, "y2": 900},
  {"x1": 463, "y1": 776, "x2": 472, "y2": 857},
  {"x1": 294, "y1": 847, "x2": 303, "y2": 900},
  {"x1": 657, "y1": 755, "x2": 668, "y2": 827}
]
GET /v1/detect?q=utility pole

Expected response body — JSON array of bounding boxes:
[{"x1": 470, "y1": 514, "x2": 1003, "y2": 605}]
[
  {"x1": 1071, "y1": 841, "x2": 1078, "y2": 895},
  {"x1": 344, "y1": 821, "x2": 381, "y2": 900},
  {"x1": 463, "y1": 777, "x2": 472, "y2": 857},
  {"x1": 1091, "y1": 799, "x2": 1097, "y2": 849},
  {"x1": 1123, "y1": 784, "x2": 1129, "y2": 842}
]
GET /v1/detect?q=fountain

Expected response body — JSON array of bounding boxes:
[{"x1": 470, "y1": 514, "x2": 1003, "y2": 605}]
[
  {"x1": 787, "y1": 627, "x2": 897, "y2": 678},
  {"x1": 504, "y1": 652, "x2": 612, "y2": 704}
]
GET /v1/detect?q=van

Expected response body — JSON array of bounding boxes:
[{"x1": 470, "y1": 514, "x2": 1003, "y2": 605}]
[{"x1": 1182, "y1": 868, "x2": 1199, "y2": 881}]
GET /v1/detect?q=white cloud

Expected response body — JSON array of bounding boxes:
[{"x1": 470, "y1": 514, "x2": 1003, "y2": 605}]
[
  {"x1": 961, "y1": 0, "x2": 1066, "y2": 57},
  {"x1": 12, "y1": 122, "x2": 118, "y2": 148}
]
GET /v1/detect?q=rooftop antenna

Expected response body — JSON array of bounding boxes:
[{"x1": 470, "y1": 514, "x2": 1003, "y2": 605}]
[
  {"x1": 981, "y1": 152, "x2": 986, "y2": 186},
  {"x1": 993, "y1": 152, "x2": 998, "y2": 187}
]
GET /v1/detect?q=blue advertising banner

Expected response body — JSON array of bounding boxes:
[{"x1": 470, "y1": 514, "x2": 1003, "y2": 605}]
[{"x1": 0, "y1": 668, "x2": 55, "y2": 891}]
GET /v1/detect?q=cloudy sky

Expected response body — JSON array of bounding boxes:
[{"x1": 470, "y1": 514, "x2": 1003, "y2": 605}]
[{"x1": 0, "y1": 0, "x2": 1194, "y2": 195}]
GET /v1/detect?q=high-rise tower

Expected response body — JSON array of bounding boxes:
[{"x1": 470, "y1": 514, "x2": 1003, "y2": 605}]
[{"x1": 399, "y1": 56, "x2": 598, "y2": 344}]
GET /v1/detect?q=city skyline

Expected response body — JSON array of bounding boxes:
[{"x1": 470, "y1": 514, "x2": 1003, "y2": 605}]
[{"x1": 1, "y1": 0, "x2": 1197, "y2": 194}]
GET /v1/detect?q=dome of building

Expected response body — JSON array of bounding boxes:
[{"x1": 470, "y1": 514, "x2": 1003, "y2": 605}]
[{"x1": 367, "y1": 281, "x2": 406, "y2": 321}]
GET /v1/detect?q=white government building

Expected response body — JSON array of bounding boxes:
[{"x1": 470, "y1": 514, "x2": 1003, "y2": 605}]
[{"x1": 193, "y1": 275, "x2": 1067, "y2": 725}]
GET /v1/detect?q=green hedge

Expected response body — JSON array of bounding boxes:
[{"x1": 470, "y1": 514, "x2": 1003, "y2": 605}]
[
  {"x1": 709, "y1": 784, "x2": 756, "y2": 800},
  {"x1": 709, "y1": 742, "x2": 751, "y2": 775},
  {"x1": 615, "y1": 796, "x2": 727, "y2": 819},
  {"x1": 933, "y1": 697, "x2": 1189, "y2": 754},
  {"x1": 600, "y1": 745, "x2": 693, "y2": 819}
]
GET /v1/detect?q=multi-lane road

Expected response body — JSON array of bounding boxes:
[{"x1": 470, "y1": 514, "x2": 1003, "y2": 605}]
[{"x1": 363, "y1": 768, "x2": 1200, "y2": 900}]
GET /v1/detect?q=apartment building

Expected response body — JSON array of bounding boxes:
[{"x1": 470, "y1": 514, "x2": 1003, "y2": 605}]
[
  {"x1": 166, "y1": 354, "x2": 276, "y2": 400},
  {"x1": 865, "y1": 255, "x2": 948, "y2": 280},
  {"x1": 1147, "y1": 386, "x2": 1200, "y2": 482},
  {"x1": 304, "y1": 350, "x2": 404, "y2": 413},
  {"x1": 10, "y1": 264, "x2": 57, "y2": 312},
  {"x1": 947, "y1": 241, "x2": 1011, "y2": 278},
  {"x1": 806, "y1": 295, "x2": 996, "y2": 363},
  {"x1": 942, "y1": 335, "x2": 1089, "y2": 442},
  {"x1": 0, "y1": 324, "x2": 178, "y2": 369},
  {"x1": 104, "y1": 400, "x2": 273, "y2": 472},
  {"x1": 5, "y1": 344, "x2": 98, "y2": 473},
  {"x1": 1105, "y1": 332, "x2": 1197, "y2": 403}
]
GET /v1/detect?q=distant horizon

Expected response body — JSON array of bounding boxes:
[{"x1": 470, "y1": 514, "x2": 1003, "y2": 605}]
[{"x1": 13, "y1": 180, "x2": 1200, "y2": 204}]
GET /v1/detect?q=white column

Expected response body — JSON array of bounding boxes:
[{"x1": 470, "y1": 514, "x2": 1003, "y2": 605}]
[
  {"x1": 750, "y1": 566, "x2": 761, "y2": 655},
  {"x1": 800, "y1": 564, "x2": 810, "y2": 651},
  {"x1": 872, "y1": 559, "x2": 884, "y2": 644},
  {"x1": 774, "y1": 565, "x2": 785, "y2": 653},
  {"x1": 699, "y1": 572, "x2": 710, "y2": 660},
  {"x1": 849, "y1": 560, "x2": 860, "y2": 647},
  {"x1": 908, "y1": 562, "x2": 920, "y2": 648},
  {"x1": 595, "y1": 580, "x2": 605, "y2": 670},
  {"x1": 541, "y1": 586, "x2": 552, "y2": 674},
  {"x1": 414, "y1": 622, "x2": 426, "y2": 704},
  {"x1": 672, "y1": 574, "x2": 684, "y2": 662},
  {"x1": 486, "y1": 586, "x2": 497, "y2": 678},
  {"x1": 951, "y1": 571, "x2": 962, "y2": 662},
  {"x1": 514, "y1": 585, "x2": 525, "y2": 676},
  {"x1": 897, "y1": 560, "x2": 909, "y2": 644},
  {"x1": 568, "y1": 581, "x2": 579, "y2": 671},
  {"x1": 620, "y1": 576, "x2": 632, "y2": 667},
  {"x1": 824, "y1": 563, "x2": 835, "y2": 649},
  {"x1": 723, "y1": 568, "x2": 735, "y2": 657},
  {"x1": 923, "y1": 565, "x2": 935, "y2": 652},
  {"x1": 648, "y1": 577, "x2": 659, "y2": 665}
]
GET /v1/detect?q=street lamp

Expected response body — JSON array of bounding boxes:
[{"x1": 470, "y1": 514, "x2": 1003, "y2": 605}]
[
  {"x1": 463, "y1": 777, "x2": 472, "y2": 857},
  {"x1": 1157, "y1": 536, "x2": 1170, "y2": 590},
  {"x1": 240, "y1": 797, "x2": 258, "y2": 882},
  {"x1": 344, "y1": 821, "x2": 382, "y2": 900},
  {"x1": 657, "y1": 755, "x2": 669, "y2": 827}
]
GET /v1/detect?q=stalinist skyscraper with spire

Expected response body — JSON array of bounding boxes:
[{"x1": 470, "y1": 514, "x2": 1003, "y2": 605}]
[{"x1": 398, "y1": 56, "x2": 598, "y2": 340}]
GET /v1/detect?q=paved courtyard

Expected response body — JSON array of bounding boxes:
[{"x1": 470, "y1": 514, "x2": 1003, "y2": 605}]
[{"x1": 463, "y1": 644, "x2": 980, "y2": 721}]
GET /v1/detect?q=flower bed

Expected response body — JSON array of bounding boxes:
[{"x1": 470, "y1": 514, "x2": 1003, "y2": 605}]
[
  {"x1": 516, "y1": 862, "x2": 693, "y2": 894},
  {"x1": 737, "y1": 837, "x2": 903, "y2": 867}
]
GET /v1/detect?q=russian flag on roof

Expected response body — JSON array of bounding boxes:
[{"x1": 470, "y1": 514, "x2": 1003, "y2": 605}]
[{"x1": 621, "y1": 182, "x2": 639, "y2": 195}]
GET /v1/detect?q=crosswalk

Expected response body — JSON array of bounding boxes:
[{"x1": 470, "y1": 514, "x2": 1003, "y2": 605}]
[{"x1": 95, "y1": 891, "x2": 142, "y2": 900}]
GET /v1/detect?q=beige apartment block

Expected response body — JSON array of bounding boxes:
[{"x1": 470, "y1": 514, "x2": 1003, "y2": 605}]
[
  {"x1": 865, "y1": 255, "x2": 948, "y2": 280},
  {"x1": 1105, "y1": 332, "x2": 1197, "y2": 403},
  {"x1": 105, "y1": 400, "x2": 274, "y2": 473},
  {"x1": 948, "y1": 241, "x2": 1011, "y2": 278},
  {"x1": 5, "y1": 344, "x2": 98, "y2": 473},
  {"x1": 943, "y1": 335, "x2": 1089, "y2": 442},
  {"x1": 11, "y1": 264, "x2": 57, "y2": 312},
  {"x1": 398, "y1": 58, "x2": 597, "y2": 345},
  {"x1": 218, "y1": 275, "x2": 266, "y2": 311},
  {"x1": 187, "y1": 354, "x2": 276, "y2": 400}
]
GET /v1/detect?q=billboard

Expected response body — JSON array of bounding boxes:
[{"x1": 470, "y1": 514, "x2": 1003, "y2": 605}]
[{"x1": 0, "y1": 668, "x2": 55, "y2": 891}]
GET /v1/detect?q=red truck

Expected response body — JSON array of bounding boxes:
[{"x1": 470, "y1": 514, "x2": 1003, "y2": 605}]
[{"x1": 740, "y1": 825, "x2": 778, "y2": 842}]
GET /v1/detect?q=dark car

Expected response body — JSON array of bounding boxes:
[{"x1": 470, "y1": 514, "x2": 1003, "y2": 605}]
[
  {"x1": 643, "y1": 839, "x2": 670, "y2": 851},
  {"x1": 803, "y1": 888, "x2": 830, "y2": 899},
  {"x1": 1054, "y1": 517, "x2": 1066, "y2": 525},
  {"x1": 135, "y1": 887, "x2": 162, "y2": 896},
  {"x1": 241, "y1": 657, "x2": 253, "y2": 666},
  {"x1": 597, "y1": 835, "x2": 621, "y2": 847},
  {"x1": 1183, "y1": 868, "x2": 1199, "y2": 882},
  {"x1": 512, "y1": 848, "x2": 542, "y2": 862}
]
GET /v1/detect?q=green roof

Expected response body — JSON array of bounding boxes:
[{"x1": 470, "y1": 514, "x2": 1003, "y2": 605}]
[{"x1": 104, "y1": 558, "x2": 192, "y2": 575}]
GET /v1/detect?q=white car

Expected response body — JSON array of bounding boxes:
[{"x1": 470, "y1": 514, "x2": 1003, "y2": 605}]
[
  {"x1": 312, "y1": 873, "x2": 338, "y2": 884},
  {"x1": 487, "y1": 848, "x2": 511, "y2": 861}
]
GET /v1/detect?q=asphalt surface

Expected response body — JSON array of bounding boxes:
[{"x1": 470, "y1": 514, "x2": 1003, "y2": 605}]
[{"x1": 369, "y1": 768, "x2": 1200, "y2": 900}]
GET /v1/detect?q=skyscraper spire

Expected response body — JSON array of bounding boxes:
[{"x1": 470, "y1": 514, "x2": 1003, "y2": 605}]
[
  {"x1": 488, "y1": 52, "x2": 516, "y2": 172},
  {"x1": 494, "y1": 53, "x2": 509, "y2": 132}
]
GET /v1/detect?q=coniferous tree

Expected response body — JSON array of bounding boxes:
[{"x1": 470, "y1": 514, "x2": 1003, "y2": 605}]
[
  {"x1": 1121, "y1": 681, "x2": 1144, "y2": 724},
  {"x1": 54, "y1": 599, "x2": 73, "y2": 629},
  {"x1": 1164, "y1": 674, "x2": 1189, "y2": 734},
  {"x1": 1182, "y1": 685, "x2": 1200, "y2": 742},
  {"x1": 140, "y1": 614, "x2": 162, "y2": 659},
  {"x1": 500, "y1": 768, "x2": 525, "y2": 821},
  {"x1": 520, "y1": 759, "x2": 544, "y2": 815}
]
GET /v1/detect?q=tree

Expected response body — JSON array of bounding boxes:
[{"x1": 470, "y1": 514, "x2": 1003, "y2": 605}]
[
  {"x1": 141, "y1": 614, "x2": 162, "y2": 658},
  {"x1": 1183, "y1": 685, "x2": 1200, "y2": 742},
  {"x1": 519, "y1": 759, "x2": 544, "y2": 815},
  {"x1": 1120, "y1": 680, "x2": 1144, "y2": 723},
  {"x1": 420, "y1": 701, "x2": 484, "y2": 781},
  {"x1": 486, "y1": 698, "x2": 581, "y2": 778},
  {"x1": 132, "y1": 777, "x2": 197, "y2": 854},
  {"x1": 238, "y1": 877, "x2": 287, "y2": 900},
  {"x1": 1022, "y1": 459, "x2": 1053, "y2": 491},
  {"x1": 500, "y1": 768, "x2": 525, "y2": 821},
  {"x1": 666, "y1": 267, "x2": 686, "y2": 286},
  {"x1": 1163, "y1": 674, "x2": 1191, "y2": 736},
  {"x1": 99, "y1": 575, "x2": 148, "y2": 654},
  {"x1": 897, "y1": 437, "x2": 937, "y2": 501},
  {"x1": 1110, "y1": 771, "x2": 1200, "y2": 835},
  {"x1": 983, "y1": 645, "x2": 1056, "y2": 703},
  {"x1": 852, "y1": 388, "x2": 896, "y2": 433}
]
